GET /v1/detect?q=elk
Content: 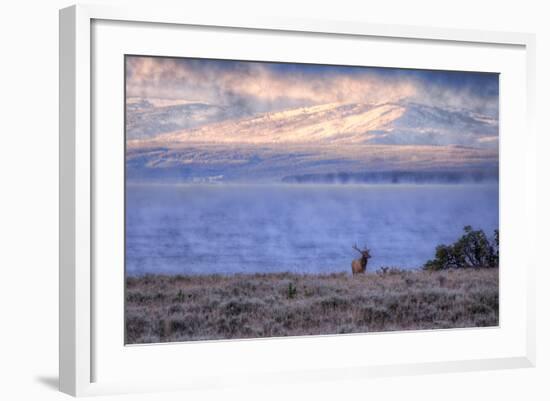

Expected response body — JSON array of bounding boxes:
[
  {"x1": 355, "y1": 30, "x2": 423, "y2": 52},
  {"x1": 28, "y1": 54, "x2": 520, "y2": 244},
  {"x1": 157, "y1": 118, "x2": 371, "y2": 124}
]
[{"x1": 351, "y1": 244, "x2": 372, "y2": 275}]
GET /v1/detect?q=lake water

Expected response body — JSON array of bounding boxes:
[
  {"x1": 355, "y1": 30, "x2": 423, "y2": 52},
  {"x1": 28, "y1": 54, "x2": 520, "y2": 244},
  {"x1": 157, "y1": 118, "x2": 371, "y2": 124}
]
[{"x1": 126, "y1": 184, "x2": 498, "y2": 276}]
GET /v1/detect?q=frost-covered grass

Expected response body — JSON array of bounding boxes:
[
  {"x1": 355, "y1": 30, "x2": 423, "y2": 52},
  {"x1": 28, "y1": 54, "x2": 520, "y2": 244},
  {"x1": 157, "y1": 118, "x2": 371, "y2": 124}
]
[{"x1": 125, "y1": 268, "x2": 498, "y2": 344}]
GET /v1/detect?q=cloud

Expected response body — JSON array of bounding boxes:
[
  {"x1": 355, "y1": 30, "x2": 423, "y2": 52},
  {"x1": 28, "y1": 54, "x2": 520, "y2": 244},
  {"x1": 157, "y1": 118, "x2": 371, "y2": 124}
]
[
  {"x1": 126, "y1": 56, "x2": 420, "y2": 112},
  {"x1": 126, "y1": 57, "x2": 498, "y2": 116}
]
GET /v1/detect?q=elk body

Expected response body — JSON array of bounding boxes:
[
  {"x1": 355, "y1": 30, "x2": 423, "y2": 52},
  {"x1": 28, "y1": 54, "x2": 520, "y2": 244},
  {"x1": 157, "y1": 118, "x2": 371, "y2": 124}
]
[{"x1": 351, "y1": 244, "x2": 371, "y2": 275}]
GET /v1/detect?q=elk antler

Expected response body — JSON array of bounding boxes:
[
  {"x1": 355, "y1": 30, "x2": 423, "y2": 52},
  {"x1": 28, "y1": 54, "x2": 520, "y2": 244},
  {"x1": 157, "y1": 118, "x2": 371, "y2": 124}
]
[{"x1": 352, "y1": 244, "x2": 363, "y2": 254}]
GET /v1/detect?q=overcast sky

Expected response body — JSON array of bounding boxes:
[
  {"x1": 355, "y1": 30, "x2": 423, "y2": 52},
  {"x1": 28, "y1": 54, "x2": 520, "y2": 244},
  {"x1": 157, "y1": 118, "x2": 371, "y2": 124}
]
[{"x1": 126, "y1": 55, "x2": 498, "y2": 122}]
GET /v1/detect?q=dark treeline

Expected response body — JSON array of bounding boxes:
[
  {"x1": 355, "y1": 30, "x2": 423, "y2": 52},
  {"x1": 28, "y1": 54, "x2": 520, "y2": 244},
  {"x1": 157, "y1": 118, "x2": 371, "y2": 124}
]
[{"x1": 282, "y1": 170, "x2": 498, "y2": 184}]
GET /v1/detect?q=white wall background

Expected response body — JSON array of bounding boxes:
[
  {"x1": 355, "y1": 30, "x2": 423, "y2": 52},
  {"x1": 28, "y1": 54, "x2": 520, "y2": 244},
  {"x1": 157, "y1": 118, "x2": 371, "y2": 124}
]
[{"x1": 0, "y1": 0, "x2": 548, "y2": 399}]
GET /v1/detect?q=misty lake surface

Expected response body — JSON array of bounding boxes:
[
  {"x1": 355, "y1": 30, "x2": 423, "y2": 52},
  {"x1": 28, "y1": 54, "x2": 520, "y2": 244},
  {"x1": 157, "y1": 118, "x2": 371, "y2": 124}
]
[{"x1": 126, "y1": 184, "x2": 498, "y2": 276}]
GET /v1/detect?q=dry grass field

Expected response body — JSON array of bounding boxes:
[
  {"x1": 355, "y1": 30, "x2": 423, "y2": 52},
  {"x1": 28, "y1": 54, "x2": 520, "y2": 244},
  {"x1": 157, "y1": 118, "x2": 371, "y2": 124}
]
[{"x1": 125, "y1": 268, "x2": 498, "y2": 344}]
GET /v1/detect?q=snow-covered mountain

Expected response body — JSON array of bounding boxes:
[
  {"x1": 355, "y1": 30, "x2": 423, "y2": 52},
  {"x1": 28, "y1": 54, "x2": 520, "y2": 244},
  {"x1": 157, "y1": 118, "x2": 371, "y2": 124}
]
[
  {"x1": 126, "y1": 98, "x2": 243, "y2": 139},
  {"x1": 126, "y1": 101, "x2": 498, "y2": 182},
  {"x1": 130, "y1": 101, "x2": 497, "y2": 147}
]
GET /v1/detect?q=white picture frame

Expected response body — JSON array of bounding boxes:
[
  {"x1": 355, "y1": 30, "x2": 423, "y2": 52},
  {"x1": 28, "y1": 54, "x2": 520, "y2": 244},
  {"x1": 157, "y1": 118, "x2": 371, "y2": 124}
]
[{"x1": 59, "y1": 4, "x2": 536, "y2": 397}]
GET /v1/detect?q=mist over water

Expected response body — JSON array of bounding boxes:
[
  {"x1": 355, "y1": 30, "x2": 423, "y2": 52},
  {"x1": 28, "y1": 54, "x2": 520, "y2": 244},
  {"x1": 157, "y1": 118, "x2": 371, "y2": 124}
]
[{"x1": 126, "y1": 184, "x2": 498, "y2": 276}]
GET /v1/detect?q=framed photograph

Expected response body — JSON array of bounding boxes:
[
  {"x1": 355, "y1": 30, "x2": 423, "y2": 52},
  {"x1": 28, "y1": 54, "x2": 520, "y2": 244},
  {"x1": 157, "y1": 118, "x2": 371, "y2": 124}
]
[{"x1": 59, "y1": 4, "x2": 536, "y2": 396}]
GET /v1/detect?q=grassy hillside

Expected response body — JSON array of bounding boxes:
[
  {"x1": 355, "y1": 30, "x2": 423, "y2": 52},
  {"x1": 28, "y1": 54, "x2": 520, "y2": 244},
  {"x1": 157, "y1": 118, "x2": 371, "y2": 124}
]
[{"x1": 125, "y1": 268, "x2": 498, "y2": 344}]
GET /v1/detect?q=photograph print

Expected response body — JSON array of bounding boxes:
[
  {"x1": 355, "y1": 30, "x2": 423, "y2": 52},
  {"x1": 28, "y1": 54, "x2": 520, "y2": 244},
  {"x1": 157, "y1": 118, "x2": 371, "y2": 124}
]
[{"x1": 125, "y1": 56, "x2": 499, "y2": 344}]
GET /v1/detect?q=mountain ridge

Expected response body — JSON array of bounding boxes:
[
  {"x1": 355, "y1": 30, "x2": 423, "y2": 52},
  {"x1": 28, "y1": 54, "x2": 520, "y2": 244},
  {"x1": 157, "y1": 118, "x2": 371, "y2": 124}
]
[
  {"x1": 126, "y1": 100, "x2": 498, "y2": 182},
  {"x1": 128, "y1": 100, "x2": 497, "y2": 148}
]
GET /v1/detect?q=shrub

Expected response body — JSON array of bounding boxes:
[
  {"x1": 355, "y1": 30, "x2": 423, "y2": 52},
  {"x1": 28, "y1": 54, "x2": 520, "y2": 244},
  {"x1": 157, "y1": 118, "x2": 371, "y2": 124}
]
[
  {"x1": 287, "y1": 282, "x2": 297, "y2": 299},
  {"x1": 424, "y1": 226, "x2": 499, "y2": 270},
  {"x1": 173, "y1": 289, "x2": 185, "y2": 302}
]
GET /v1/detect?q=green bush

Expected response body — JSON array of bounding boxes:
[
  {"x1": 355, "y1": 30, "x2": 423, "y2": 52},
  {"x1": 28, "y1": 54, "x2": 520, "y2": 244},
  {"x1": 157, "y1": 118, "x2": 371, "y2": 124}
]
[{"x1": 424, "y1": 226, "x2": 499, "y2": 270}]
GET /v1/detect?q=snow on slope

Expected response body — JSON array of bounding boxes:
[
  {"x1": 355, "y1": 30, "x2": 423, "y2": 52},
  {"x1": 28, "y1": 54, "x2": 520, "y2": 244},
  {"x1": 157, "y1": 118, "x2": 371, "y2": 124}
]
[
  {"x1": 132, "y1": 102, "x2": 404, "y2": 145},
  {"x1": 126, "y1": 101, "x2": 499, "y2": 182},
  {"x1": 126, "y1": 99, "x2": 239, "y2": 139},
  {"x1": 129, "y1": 101, "x2": 497, "y2": 148}
]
